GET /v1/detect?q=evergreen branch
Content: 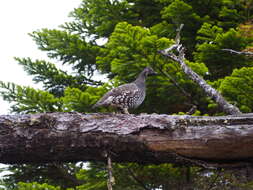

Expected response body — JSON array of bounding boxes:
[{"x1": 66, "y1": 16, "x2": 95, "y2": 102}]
[
  {"x1": 29, "y1": 29, "x2": 100, "y2": 75},
  {"x1": 0, "y1": 81, "x2": 62, "y2": 113},
  {"x1": 15, "y1": 57, "x2": 103, "y2": 97}
]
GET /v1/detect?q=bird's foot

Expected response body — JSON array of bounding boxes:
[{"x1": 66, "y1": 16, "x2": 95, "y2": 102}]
[{"x1": 122, "y1": 108, "x2": 130, "y2": 114}]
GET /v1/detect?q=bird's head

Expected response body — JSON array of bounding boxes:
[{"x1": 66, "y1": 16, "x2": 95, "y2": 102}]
[
  {"x1": 134, "y1": 67, "x2": 157, "y2": 87},
  {"x1": 143, "y1": 67, "x2": 157, "y2": 77}
]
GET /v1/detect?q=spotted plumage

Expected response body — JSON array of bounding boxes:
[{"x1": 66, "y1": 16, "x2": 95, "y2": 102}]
[{"x1": 92, "y1": 67, "x2": 156, "y2": 114}]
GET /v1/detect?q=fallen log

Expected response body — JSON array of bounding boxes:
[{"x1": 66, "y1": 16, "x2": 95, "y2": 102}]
[{"x1": 0, "y1": 112, "x2": 253, "y2": 168}]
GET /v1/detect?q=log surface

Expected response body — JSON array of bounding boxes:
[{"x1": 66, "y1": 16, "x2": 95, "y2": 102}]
[{"x1": 0, "y1": 112, "x2": 253, "y2": 168}]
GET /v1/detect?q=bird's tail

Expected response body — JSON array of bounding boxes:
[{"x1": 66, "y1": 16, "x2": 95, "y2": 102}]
[{"x1": 92, "y1": 102, "x2": 99, "y2": 109}]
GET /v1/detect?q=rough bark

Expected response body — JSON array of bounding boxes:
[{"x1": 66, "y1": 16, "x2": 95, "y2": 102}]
[
  {"x1": 0, "y1": 112, "x2": 253, "y2": 168},
  {"x1": 158, "y1": 24, "x2": 242, "y2": 115}
]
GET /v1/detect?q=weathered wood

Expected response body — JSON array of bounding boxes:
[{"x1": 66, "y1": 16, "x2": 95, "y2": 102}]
[
  {"x1": 222, "y1": 49, "x2": 253, "y2": 56},
  {"x1": 0, "y1": 112, "x2": 253, "y2": 168}
]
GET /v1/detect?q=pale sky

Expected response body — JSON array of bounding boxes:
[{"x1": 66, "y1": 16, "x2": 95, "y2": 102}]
[{"x1": 0, "y1": 0, "x2": 81, "y2": 114}]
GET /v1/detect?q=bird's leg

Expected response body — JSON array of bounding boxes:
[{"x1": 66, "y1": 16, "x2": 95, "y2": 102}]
[
  {"x1": 122, "y1": 108, "x2": 129, "y2": 114},
  {"x1": 112, "y1": 107, "x2": 121, "y2": 114}
]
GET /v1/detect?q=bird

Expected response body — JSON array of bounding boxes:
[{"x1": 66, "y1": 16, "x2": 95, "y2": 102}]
[{"x1": 92, "y1": 67, "x2": 157, "y2": 114}]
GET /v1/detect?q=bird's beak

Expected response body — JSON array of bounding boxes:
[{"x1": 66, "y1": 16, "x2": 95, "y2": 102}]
[{"x1": 149, "y1": 71, "x2": 157, "y2": 76}]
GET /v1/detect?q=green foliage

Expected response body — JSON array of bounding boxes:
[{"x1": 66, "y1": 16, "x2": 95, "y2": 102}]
[
  {"x1": 75, "y1": 162, "x2": 107, "y2": 190},
  {"x1": 63, "y1": 85, "x2": 106, "y2": 113},
  {"x1": 186, "y1": 60, "x2": 209, "y2": 76},
  {"x1": 74, "y1": 162, "x2": 196, "y2": 190},
  {"x1": 0, "y1": 81, "x2": 62, "y2": 113},
  {"x1": 1, "y1": 163, "x2": 84, "y2": 190},
  {"x1": 219, "y1": 0, "x2": 253, "y2": 28},
  {"x1": 64, "y1": 0, "x2": 163, "y2": 39},
  {"x1": 219, "y1": 67, "x2": 253, "y2": 112},
  {"x1": 29, "y1": 29, "x2": 100, "y2": 75},
  {"x1": 15, "y1": 57, "x2": 90, "y2": 97},
  {"x1": 161, "y1": 0, "x2": 202, "y2": 26},
  {"x1": 195, "y1": 25, "x2": 252, "y2": 80},
  {"x1": 196, "y1": 22, "x2": 224, "y2": 42},
  {"x1": 16, "y1": 182, "x2": 61, "y2": 190},
  {"x1": 64, "y1": 0, "x2": 138, "y2": 38},
  {"x1": 97, "y1": 22, "x2": 173, "y2": 78},
  {"x1": 112, "y1": 163, "x2": 188, "y2": 190},
  {"x1": 160, "y1": 0, "x2": 207, "y2": 56}
]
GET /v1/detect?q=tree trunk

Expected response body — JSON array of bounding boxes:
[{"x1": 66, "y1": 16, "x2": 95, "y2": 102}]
[{"x1": 0, "y1": 112, "x2": 253, "y2": 168}]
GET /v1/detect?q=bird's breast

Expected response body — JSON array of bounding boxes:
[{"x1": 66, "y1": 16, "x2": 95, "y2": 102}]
[
  {"x1": 132, "y1": 90, "x2": 145, "y2": 108},
  {"x1": 124, "y1": 89, "x2": 145, "y2": 109}
]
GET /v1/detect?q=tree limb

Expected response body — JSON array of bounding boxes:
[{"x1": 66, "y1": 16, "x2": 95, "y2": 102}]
[
  {"x1": 158, "y1": 24, "x2": 242, "y2": 115},
  {"x1": 0, "y1": 112, "x2": 253, "y2": 169},
  {"x1": 157, "y1": 66, "x2": 193, "y2": 102},
  {"x1": 106, "y1": 152, "x2": 115, "y2": 190},
  {"x1": 222, "y1": 49, "x2": 253, "y2": 57}
]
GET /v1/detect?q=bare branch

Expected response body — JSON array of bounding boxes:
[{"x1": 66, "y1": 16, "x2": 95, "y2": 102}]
[
  {"x1": 157, "y1": 67, "x2": 192, "y2": 99},
  {"x1": 106, "y1": 152, "x2": 115, "y2": 190},
  {"x1": 159, "y1": 25, "x2": 242, "y2": 115},
  {"x1": 222, "y1": 49, "x2": 253, "y2": 56},
  {"x1": 175, "y1": 24, "x2": 184, "y2": 45},
  {"x1": 160, "y1": 24, "x2": 184, "y2": 55},
  {"x1": 157, "y1": 66, "x2": 198, "y2": 112}
]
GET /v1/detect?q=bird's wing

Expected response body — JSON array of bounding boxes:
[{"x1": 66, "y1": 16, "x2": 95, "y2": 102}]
[
  {"x1": 93, "y1": 83, "x2": 139, "y2": 107},
  {"x1": 110, "y1": 83, "x2": 139, "y2": 96}
]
